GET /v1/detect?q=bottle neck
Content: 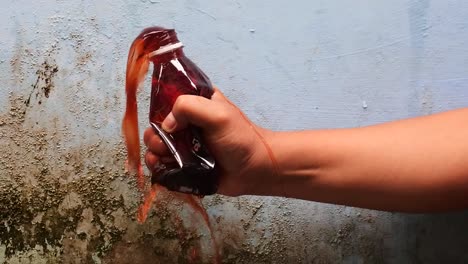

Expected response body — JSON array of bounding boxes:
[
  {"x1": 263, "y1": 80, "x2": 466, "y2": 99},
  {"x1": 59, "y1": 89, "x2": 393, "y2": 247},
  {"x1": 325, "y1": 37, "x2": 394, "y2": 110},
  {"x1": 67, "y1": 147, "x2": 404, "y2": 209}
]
[
  {"x1": 149, "y1": 42, "x2": 185, "y2": 64},
  {"x1": 149, "y1": 48, "x2": 184, "y2": 64}
]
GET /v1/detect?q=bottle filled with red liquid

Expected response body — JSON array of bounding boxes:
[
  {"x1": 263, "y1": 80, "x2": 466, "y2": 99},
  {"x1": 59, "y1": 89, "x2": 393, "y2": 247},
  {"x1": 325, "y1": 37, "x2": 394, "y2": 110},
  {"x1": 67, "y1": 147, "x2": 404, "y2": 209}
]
[
  {"x1": 135, "y1": 27, "x2": 218, "y2": 195},
  {"x1": 123, "y1": 28, "x2": 221, "y2": 260}
]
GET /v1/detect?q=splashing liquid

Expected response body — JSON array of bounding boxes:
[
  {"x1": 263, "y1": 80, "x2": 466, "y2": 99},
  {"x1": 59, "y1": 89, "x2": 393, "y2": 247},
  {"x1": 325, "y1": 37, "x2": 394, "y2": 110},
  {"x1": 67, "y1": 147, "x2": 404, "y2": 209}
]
[{"x1": 123, "y1": 26, "x2": 219, "y2": 262}]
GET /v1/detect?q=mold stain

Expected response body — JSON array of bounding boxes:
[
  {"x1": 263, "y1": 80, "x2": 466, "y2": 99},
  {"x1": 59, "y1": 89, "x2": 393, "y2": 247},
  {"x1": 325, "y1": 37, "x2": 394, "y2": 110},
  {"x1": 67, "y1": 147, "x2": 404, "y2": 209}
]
[
  {"x1": 25, "y1": 60, "x2": 59, "y2": 107},
  {"x1": 0, "y1": 95, "x2": 127, "y2": 260},
  {"x1": 0, "y1": 94, "x2": 222, "y2": 263}
]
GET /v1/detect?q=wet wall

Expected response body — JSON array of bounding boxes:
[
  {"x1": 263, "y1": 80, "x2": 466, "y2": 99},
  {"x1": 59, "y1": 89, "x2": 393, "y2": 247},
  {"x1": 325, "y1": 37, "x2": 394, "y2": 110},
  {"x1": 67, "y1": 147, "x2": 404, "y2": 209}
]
[{"x1": 1, "y1": 0, "x2": 468, "y2": 263}]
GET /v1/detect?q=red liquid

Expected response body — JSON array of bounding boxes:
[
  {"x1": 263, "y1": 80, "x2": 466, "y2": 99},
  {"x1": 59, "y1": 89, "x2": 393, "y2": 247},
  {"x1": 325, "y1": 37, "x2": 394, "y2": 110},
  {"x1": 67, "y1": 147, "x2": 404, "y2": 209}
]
[
  {"x1": 123, "y1": 36, "x2": 148, "y2": 191},
  {"x1": 122, "y1": 26, "x2": 219, "y2": 262},
  {"x1": 149, "y1": 49, "x2": 214, "y2": 123}
]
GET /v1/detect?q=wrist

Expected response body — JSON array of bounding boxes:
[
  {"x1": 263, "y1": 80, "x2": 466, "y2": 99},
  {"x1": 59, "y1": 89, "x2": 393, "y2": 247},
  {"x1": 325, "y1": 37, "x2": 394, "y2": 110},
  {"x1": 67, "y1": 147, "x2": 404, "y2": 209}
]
[
  {"x1": 241, "y1": 126, "x2": 282, "y2": 196},
  {"x1": 267, "y1": 130, "x2": 322, "y2": 198},
  {"x1": 253, "y1": 128, "x2": 290, "y2": 197}
]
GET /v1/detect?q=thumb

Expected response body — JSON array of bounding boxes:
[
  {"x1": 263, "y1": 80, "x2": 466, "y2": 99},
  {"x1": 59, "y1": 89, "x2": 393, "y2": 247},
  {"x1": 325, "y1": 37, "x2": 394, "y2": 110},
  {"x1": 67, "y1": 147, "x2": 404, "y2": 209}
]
[{"x1": 162, "y1": 94, "x2": 227, "y2": 133}]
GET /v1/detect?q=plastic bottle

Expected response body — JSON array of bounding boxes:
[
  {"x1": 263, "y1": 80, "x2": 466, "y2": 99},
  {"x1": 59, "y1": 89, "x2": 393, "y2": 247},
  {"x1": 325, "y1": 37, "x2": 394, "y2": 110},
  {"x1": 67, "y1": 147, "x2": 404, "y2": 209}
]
[{"x1": 123, "y1": 26, "x2": 218, "y2": 196}]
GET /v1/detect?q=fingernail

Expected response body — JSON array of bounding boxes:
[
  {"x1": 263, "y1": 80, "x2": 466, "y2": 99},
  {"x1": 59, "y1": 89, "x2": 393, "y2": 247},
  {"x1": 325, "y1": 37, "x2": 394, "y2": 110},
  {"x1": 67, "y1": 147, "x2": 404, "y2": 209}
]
[{"x1": 162, "y1": 112, "x2": 176, "y2": 132}]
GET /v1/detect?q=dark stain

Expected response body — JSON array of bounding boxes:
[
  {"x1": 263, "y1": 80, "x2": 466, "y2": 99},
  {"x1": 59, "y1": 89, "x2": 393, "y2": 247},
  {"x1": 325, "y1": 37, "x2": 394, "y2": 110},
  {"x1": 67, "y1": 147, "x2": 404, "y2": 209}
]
[
  {"x1": 0, "y1": 95, "x2": 221, "y2": 263},
  {"x1": 76, "y1": 51, "x2": 93, "y2": 69},
  {"x1": 25, "y1": 60, "x2": 59, "y2": 107},
  {"x1": 0, "y1": 95, "x2": 127, "y2": 259}
]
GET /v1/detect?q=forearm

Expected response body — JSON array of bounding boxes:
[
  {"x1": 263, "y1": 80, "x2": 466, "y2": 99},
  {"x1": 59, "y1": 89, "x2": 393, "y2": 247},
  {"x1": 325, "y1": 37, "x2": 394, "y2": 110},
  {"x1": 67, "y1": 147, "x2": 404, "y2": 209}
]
[{"x1": 268, "y1": 108, "x2": 468, "y2": 213}]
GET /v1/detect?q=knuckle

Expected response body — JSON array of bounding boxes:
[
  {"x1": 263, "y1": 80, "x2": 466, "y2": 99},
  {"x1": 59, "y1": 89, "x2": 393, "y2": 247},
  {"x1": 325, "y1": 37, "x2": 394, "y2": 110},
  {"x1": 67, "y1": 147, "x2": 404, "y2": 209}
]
[
  {"x1": 144, "y1": 152, "x2": 152, "y2": 167},
  {"x1": 148, "y1": 137, "x2": 164, "y2": 154},
  {"x1": 213, "y1": 107, "x2": 230, "y2": 124},
  {"x1": 173, "y1": 95, "x2": 191, "y2": 112},
  {"x1": 143, "y1": 127, "x2": 154, "y2": 145}
]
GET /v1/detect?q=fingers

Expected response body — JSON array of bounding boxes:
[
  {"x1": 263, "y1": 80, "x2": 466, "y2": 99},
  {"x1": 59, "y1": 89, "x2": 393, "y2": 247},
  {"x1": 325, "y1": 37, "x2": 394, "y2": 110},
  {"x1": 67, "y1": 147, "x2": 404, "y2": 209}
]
[
  {"x1": 211, "y1": 88, "x2": 230, "y2": 103},
  {"x1": 144, "y1": 151, "x2": 159, "y2": 169},
  {"x1": 162, "y1": 94, "x2": 230, "y2": 133},
  {"x1": 143, "y1": 127, "x2": 154, "y2": 146},
  {"x1": 145, "y1": 86, "x2": 234, "y2": 157},
  {"x1": 145, "y1": 150, "x2": 176, "y2": 167},
  {"x1": 143, "y1": 127, "x2": 176, "y2": 169},
  {"x1": 143, "y1": 127, "x2": 169, "y2": 155}
]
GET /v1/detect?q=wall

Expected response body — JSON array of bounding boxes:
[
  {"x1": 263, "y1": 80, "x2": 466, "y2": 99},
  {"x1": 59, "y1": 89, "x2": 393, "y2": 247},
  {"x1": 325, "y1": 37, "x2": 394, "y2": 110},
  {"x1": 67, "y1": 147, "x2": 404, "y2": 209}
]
[{"x1": 1, "y1": 0, "x2": 468, "y2": 263}]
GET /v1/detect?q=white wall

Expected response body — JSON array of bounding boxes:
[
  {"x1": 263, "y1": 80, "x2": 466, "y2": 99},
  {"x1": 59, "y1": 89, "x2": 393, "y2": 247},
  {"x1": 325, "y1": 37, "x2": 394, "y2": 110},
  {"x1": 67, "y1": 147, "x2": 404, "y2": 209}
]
[{"x1": 1, "y1": 0, "x2": 467, "y2": 263}]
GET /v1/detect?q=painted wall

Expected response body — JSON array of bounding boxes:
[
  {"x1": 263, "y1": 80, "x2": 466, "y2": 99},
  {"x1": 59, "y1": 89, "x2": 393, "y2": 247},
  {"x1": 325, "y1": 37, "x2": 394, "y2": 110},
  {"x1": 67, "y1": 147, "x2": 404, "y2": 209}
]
[{"x1": 1, "y1": 0, "x2": 468, "y2": 263}]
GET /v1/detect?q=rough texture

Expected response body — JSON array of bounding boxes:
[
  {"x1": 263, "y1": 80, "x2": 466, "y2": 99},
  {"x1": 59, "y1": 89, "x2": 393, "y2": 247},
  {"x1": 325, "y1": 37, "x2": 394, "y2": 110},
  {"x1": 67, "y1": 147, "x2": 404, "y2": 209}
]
[{"x1": 1, "y1": 0, "x2": 468, "y2": 263}]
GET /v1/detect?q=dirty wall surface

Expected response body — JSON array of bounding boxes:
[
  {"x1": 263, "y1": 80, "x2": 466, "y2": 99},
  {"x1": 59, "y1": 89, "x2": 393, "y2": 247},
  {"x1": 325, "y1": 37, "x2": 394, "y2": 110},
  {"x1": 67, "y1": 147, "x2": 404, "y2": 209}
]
[{"x1": 1, "y1": 0, "x2": 468, "y2": 263}]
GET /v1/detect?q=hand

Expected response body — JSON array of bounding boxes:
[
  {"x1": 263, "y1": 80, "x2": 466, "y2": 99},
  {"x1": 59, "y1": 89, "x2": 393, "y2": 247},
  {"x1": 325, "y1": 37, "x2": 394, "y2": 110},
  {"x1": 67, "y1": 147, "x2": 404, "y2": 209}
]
[{"x1": 143, "y1": 89, "x2": 275, "y2": 196}]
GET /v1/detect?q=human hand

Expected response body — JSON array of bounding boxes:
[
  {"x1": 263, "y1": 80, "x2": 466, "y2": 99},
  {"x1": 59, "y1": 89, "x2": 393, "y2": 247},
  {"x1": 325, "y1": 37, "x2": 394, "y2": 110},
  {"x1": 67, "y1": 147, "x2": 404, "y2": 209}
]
[{"x1": 143, "y1": 89, "x2": 275, "y2": 196}]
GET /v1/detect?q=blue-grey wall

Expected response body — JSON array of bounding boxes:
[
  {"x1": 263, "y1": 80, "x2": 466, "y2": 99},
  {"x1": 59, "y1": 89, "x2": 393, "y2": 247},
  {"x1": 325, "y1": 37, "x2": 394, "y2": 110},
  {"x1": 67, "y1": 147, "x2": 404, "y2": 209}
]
[{"x1": 1, "y1": 0, "x2": 467, "y2": 263}]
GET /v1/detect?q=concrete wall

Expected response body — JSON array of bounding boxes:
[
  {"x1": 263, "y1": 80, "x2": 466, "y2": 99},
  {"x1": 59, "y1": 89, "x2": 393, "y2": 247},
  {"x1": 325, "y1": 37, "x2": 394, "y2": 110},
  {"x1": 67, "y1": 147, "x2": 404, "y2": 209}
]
[{"x1": 1, "y1": 0, "x2": 468, "y2": 263}]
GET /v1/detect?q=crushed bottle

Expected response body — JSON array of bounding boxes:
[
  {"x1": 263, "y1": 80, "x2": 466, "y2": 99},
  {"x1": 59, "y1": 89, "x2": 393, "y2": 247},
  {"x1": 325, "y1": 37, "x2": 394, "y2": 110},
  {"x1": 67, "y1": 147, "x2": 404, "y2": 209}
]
[{"x1": 123, "y1": 26, "x2": 219, "y2": 196}]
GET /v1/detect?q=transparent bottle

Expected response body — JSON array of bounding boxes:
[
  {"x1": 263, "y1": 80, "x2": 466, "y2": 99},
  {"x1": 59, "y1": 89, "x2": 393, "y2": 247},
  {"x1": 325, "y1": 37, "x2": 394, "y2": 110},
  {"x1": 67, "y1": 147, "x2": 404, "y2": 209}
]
[{"x1": 142, "y1": 27, "x2": 218, "y2": 195}]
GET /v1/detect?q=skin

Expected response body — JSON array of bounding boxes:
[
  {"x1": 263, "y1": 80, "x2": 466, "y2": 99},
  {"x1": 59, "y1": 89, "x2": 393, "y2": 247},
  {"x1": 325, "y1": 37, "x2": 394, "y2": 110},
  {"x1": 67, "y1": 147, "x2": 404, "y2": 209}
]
[{"x1": 144, "y1": 89, "x2": 468, "y2": 213}]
